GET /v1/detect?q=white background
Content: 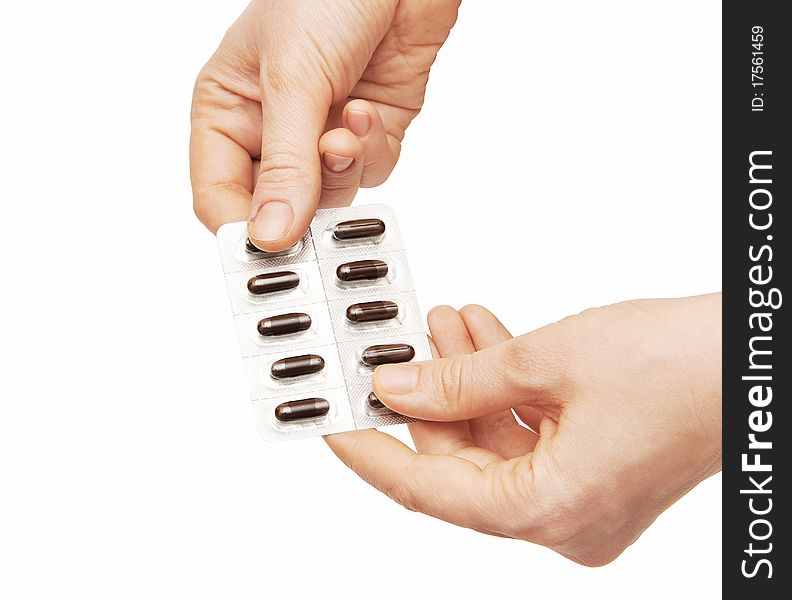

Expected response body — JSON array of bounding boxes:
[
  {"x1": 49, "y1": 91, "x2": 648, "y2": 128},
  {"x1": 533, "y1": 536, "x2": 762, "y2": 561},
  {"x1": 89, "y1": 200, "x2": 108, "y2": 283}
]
[{"x1": 0, "y1": 1, "x2": 721, "y2": 598}]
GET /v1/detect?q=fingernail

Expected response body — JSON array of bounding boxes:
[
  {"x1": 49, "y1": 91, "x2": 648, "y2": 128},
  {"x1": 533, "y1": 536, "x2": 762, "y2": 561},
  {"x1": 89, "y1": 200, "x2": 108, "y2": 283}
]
[
  {"x1": 323, "y1": 152, "x2": 354, "y2": 173},
  {"x1": 347, "y1": 110, "x2": 371, "y2": 137},
  {"x1": 251, "y1": 200, "x2": 293, "y2": 242},
  {"x1": 374, "y1": 364, "x2": 419, "y2": 394}
]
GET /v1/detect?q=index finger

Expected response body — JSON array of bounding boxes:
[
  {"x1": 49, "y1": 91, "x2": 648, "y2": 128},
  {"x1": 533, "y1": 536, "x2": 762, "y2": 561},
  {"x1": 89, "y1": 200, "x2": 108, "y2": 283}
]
[
  {"x1": 324, "y1": 428, "x2": 514, "y2": 536},
  {"x1": 190, "y1": 75, "x2": 261, "y2": 232}
]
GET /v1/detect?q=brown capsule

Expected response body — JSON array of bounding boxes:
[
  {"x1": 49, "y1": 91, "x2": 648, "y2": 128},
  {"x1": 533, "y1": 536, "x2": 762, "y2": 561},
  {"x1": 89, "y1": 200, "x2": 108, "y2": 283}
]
[
  {"x1": 270, "y1": 354, "x2": 325, "y2": 379},
  {"x1": 245, "y1": 238, "x2": 268, "y2": 254},
  {"x1": 367, "y1": 392, "x2": 386, "y2": 410},
  {"x1": 247, "y1": 271, "x2": 300, "y2": 295},
  {"x1": 346, "y1": 300, "x2": 399, "y2": 323},
  {"x1": 361, "y1": 343, "x2": 415, "y2": 366},
  {"x1": 336, "y1": 259, "x2": 389, "y2": 282},
  {"x1": 245, "y1": 238, "x2": 298, "y2": 256},
  {"x1": 257, "y1": 313, "x2": 312, "y2": 337},
  {"x1": 333, "y1": 218, "x2": 385, "y2": 240},
  {"x1": 274, "y1": 398, "x2": 330, "y2": 422}
]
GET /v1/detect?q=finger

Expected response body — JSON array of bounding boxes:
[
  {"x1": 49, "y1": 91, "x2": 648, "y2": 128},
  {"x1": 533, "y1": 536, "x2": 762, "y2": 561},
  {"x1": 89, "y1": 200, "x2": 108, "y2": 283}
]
[
  {"x1": 459, "y1": 305, "x2": 540, "y2": 457},
  {"x1": 324, "y1": 429, "x2": 514, "y2": 536},
  {"x1": 458, "y1": 304, "x2": 513, "y2": 347},
  {"x1": 251, "y1": 159, "x2": 261, "y2": 184},
  {"x1": 407, "y1": 308, "x2": 501, "y2": 467},
  {"x1": 317, "y1": 128, "x2": 364, "y2": 207},
  {"x1": 247, "y1": 64, "x2": 331, "y2": 252},
  {"x1": 408, "y1": 321, "x2": 473, "y2": 454},
  {"x1": 372, "y1": 322, "x2": 571, "y2": 421},
  {"x1": 460, "y1": 305, "x2": 544, "y2": 437},
  {"x1": 342, "y1": 99, "x2": 401, "y2": 188},
  {"x1": 190, "y1": 76, "x2": 262, "y2": 233},
  {"x1": 512, "y1": 406, "x2": 544, "y2": 434},
  {"x1": 427, "y1": 305, "x2": 475, "y2": 356}
]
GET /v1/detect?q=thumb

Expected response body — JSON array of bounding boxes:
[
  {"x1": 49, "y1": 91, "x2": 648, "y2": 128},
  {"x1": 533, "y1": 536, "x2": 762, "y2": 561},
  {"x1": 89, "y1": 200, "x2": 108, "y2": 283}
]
[
  {"x1": 372, "y1": 333, "x2": 568, "y2": 421},
  {"x1": 247, "y1": 68, "x2": 331, "y2": 252}
]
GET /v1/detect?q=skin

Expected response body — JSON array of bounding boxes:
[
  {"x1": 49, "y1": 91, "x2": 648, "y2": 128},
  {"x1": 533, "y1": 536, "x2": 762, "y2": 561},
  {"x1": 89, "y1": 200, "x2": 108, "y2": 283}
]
[
  {"x1": 190, "y1": 2, "x2": 722, "y2": 566},
  {"x1": 326, "y1": 295, "x2": 722, "y2": 566},
  {"x1": 191, "y1": 0, "x2": 461, "y2": 249}
]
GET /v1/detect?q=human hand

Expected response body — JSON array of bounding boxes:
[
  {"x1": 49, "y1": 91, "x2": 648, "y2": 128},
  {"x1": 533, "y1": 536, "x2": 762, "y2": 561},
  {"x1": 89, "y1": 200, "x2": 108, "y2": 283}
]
[
  {"x1": 190, "y1": 0, "x2": 460, "y2": 249},
  {"x1": 325, "y1": 295, "x2": 722, "y2": 566}
]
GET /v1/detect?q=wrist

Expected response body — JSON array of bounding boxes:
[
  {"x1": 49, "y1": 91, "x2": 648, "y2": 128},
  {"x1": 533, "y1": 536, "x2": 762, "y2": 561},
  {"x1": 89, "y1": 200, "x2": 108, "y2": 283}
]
[{"x1": 678, "y1": 293, "x2": 723, "y2": 476}]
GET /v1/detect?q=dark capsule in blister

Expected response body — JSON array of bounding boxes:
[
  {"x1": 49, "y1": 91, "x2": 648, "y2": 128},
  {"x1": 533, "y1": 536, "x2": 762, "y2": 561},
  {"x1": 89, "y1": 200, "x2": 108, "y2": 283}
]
[
  {"x1": 361, "y1": 343, "x2": 415, "y2": 366},
  {"x1": 245, "y1": 238, "x2": 269, "y2": 254},
  {"x1": 245, "y1": 237, "x2": 298, "y2": 256},
  {"x1": 247, "y1": 271, "x2": 300, "y2": 295},
  {"x1": 336, "y1": 259, "x2": 389, "y2": 282},
  {"x1": 274, "y1": 398, "x2": 330, "y2": 422},
  {"x1": 270, "y1": 354, "x2": 325, "y2": 379},
  {"x1": 257, "y1": 312, "x2": 312, "y2": 337},
  {"x1": 332, "y1": 218, "x2": 386, "y2": 240},
  {"x1": 367, "y1": 392, "x2": 386, "y2": 410},
  {"x1": 346, "y1": 300, "x2": 399, "y2": 323}
]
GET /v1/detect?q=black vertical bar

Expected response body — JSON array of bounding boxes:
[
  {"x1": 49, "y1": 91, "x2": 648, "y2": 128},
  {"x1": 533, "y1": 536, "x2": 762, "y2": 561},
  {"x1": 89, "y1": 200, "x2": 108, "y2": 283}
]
[{"x1": 723, "y1": 0, "x2": 790, "y2": 596}]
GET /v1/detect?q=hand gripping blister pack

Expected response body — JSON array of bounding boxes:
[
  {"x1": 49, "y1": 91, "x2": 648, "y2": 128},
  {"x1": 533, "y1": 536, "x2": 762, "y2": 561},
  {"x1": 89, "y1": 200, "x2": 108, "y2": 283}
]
[{"x1": 217, "y1": 204, "x2": 431, "y2": 441}]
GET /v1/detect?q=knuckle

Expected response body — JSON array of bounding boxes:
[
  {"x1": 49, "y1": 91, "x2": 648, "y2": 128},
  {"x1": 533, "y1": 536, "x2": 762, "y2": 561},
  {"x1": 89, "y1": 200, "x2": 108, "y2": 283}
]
[
  {"x1": 343, "y1": 436, "x2": 365, "y2": 477},
  {"x1": 190, "y1": 67, "x2": 260, "y2": 127},
  {"x1": 260, "y1": 48, "x2": 332, "y2": 102},
  {"x1": 359, "y1": 162, "x2": 394, "y2": 188},
  {"x1": 322, "y1": 165, "x2": 361, "y2": 191},
  {"x1": 190, "y1": 67, "x2": 229, "y2": 117},
  {"x1": 191, "y1": 67, "x2": 213, "y2": 102},
  {"x1": 359, "y1": 174, "x2": 388, "y2": 189},
  {"x1": 380, "y1": 459, "x2": 424, "y2": 514},
  {"x1": 501, "y1": 339, "x2": 538, "y2": 385},
  {"x1": 385, "y1": 483, "x2": 422, "y2": 514},
  {"x1": 507, "y1": 331, "x2": 572, "y2": 395},
  {"x1": 192, "y1": 181, "x2": 250, "y2": 222},
  {"x1": 256, "y1": 151, "x2": 313, "y2": 187},
  {"x1": 262, "y1": 61, "x2": 293, "y2": 95},
  {"x1": 434, "y1": 356, "x2": 471, "y2": 413}
]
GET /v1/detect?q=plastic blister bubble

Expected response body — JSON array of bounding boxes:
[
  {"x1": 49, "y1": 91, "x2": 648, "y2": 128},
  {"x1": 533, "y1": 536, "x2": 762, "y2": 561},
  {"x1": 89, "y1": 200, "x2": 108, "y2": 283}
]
[
  {"x1": 337, "y1": 331, "x2": 432, "y2": 387},
  {"x1": 217, "y1": 205, "x2": 430, "y2": 441},
  {"x1": 310, "y1": 204, "x2": 404, "y2": 259},
  {"x1": 242, "y1": 344, "x2": 345, "y2": 397},
  {"x1": 234, "y1": 302, "x2": 334, "y2": 358},
  {"x1": 217, "y1": 222, "x2": 315, "y2": 274},
  {"x1": 318, "y1": 251, "x2": 415, "y2": 301},
  {"x1": 224, "y1": 261, "x2": 324, "y2": 315},
  {"x1": 347, "y1": 384, "x2": 416, "y2": 430},
  {"x1": 327, "y1": 292, "x2": 426, "y2": 342},
  {"x1": 253, "y1": 387, "x2": 355, "y2": 442}
]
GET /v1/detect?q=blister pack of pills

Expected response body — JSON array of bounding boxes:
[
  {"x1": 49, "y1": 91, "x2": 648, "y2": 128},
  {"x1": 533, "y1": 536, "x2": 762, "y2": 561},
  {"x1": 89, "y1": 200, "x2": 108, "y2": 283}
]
[{"x1": 217, "y1": 204, "x2": 430, "y2": 441}]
